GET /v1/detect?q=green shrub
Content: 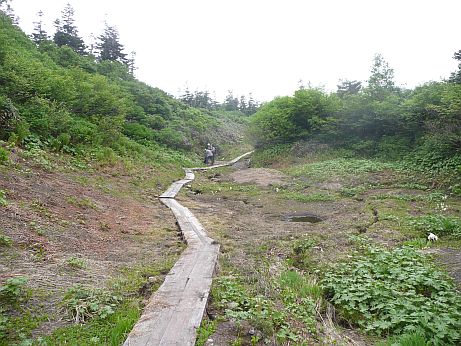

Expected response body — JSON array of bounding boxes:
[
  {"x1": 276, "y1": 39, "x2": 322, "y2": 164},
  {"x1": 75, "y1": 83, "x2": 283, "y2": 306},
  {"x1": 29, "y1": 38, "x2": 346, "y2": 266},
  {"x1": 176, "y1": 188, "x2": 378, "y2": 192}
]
[
  {"x1": 0, "y1": 234, "x2": 12, "y2": 247},
  {"x1": 251, "y1": 143, "x2": 291, "y2": 167},
  {"x1": 154, "y1": 127, "x2": 187, "y2": 149},
  {"x1": 0, "y1": 277, "x2": 28, "y2": 305},
  {"x1": 0, "y1": 190, "x2": 7, "y2": 207},
  {"x1": 409, "y1": 214, "x2": 461, "y2": 239},
  {"x1": 66, "y1": 257, "x2": 88, "y2": 269},
  {"x1": 322, "y1": 245, "x2": 461, "y2": 344},
  {"x1": 0, "y1": 146, "x2": 8, "y2": 164},
  {"x1": 62, "y1": 285, "x2": 122, "y2": 324},
  {"x1": 0, "y1": 95, "x2": 20, "y2": 140},
  {"x1": 123, "y1": 122, "x2": 154, "y2": 141}
]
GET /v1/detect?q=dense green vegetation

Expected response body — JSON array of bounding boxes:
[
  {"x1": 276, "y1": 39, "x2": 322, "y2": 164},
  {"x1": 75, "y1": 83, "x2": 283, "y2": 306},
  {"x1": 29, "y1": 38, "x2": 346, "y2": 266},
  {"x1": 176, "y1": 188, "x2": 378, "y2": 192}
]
[
  {"x1": 250, "y1": 54, "x2": 461, "y2": 188},
  {"x1": 246, "y1": 52, "x2": 461, "y2": 344},
  {"x1": 323, "y1": 241, "x2": 461, "y2": 345},
  {"x1": 0, "y1": 11, "x2": 247, "y2": 170}
]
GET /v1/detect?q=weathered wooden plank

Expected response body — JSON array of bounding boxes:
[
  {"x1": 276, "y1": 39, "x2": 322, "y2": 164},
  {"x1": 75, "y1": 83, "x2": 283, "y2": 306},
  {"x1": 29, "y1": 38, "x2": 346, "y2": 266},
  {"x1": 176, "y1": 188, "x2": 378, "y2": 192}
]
[
  {"x1": 124, "y1": 152, "x2": 251, "y2": 346},
  {"x1": 190, "y1": 151, "x2": 253, "y2": 171},
  {"x1": 184, "y1": 169, "x2": 195, "y2": 180},
  {"x1": 159, "y1": 179, "x2": 192, "y2": 198}
]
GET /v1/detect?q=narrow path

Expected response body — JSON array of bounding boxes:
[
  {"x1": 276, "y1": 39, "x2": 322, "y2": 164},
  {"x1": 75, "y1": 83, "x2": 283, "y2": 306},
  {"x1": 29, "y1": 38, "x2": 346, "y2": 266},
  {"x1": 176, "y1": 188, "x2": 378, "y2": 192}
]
[{"x1": 123, "y1": 152, "x2": 253, "y2": 346}]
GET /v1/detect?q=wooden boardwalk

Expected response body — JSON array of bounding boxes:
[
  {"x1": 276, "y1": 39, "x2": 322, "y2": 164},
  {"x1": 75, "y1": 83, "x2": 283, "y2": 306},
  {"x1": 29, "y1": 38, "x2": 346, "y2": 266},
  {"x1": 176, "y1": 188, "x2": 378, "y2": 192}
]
[{"x1": 123, "y1": 151, "x2": 253, "y2": 346}]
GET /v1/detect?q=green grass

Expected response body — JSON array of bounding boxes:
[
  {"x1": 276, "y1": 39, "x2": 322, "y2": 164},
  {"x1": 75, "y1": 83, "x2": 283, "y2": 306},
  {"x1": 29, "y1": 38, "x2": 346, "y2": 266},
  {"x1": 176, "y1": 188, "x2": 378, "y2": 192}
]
[
  {"x1": 280, "y1": 191, "x2": 336, "y2": 203},
  {"x1": 40, "y1": 300, "x2": 140, "y2": 346},
  {"x1": 288, "y1": 158, "x2": 397, "y2": 182},
  {"x1": 0, "y1": 233, "x2": 12, "y2": 247},
  {"x1": 66, "y1": 257, "x2": 88, "y2": 269},
  {"x1": 195, "y1": 319, "x2": 217, "y2": 346},
  {"x1": 0, "y1": 190, "x2": 7, "y2": 207},
  {"x1": 66, "y1": 196, "x2": 97, "y2": 209}
]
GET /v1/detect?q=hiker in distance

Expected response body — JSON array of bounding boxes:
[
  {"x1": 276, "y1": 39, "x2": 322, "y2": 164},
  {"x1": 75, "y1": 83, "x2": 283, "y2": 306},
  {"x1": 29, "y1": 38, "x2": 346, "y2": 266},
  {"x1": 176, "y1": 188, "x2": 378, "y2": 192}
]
[{"x1": 204, "y1": 143, "x2": 216, "y2": 165}]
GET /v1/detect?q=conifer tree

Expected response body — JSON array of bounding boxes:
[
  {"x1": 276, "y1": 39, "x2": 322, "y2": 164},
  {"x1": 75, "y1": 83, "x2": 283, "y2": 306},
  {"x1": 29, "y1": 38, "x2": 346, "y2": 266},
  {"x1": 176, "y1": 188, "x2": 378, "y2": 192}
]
[
  {"x1": 0, "y1": 0, "x2": 19, "y2": 25},
  {"x1": 224, "y1": 90, "x2": 239, "y2": 111},
  {"x1": 246, "y1": 93, "x2": 259, "y2": 115},
  {"x1": 53, "y1": 3, "x2": 86, "y2": 54},
  {"x1": 96, "y1": 23, "x2": 127, "y2": 64},
  {"x1": 31, "y1": 10, "x2": 48, "y2": 44},
  {"x1": 449, "y1": 50, "x2": 461, "y2": 84},
  {"x1": 239, "y1": 95, "x2": 247, "y2": 113},
  {"x1": 127, "y1": 51, "x2": 137, "y2": 75},
  {"x1": 336, "y1": 80, "x2": 362, "y2": 98}
]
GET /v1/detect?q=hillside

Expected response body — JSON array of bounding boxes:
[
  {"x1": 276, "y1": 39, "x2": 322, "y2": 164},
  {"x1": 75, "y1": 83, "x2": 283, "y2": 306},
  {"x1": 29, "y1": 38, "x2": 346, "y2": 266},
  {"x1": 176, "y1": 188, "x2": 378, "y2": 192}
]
[
  {"x1": 1, "y1": 6, "x2": 461, "y2": 346},
  {"x1": 0, "y1": 12, "x2": 250, "y2": 345}
]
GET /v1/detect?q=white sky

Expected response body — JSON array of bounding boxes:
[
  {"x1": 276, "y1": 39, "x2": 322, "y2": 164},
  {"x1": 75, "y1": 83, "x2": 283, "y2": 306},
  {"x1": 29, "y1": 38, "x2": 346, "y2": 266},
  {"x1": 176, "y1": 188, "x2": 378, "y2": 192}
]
[{"x1": 11, "y1": 0, "x2": 461, "y2": 102}]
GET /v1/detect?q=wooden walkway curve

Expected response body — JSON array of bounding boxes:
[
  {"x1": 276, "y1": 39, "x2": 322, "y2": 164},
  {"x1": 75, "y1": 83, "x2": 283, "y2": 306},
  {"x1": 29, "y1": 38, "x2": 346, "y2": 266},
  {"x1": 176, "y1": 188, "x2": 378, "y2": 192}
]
[{"x1": 123, "y1": 151, "x2": 253, "y2": 346}]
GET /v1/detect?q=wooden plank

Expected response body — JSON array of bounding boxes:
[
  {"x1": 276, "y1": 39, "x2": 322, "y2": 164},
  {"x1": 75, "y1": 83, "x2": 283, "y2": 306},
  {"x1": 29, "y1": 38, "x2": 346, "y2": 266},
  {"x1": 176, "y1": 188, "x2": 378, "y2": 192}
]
[
  {"x1": 124, "y1": 152, "x2": 251, "y2": 346},
  {"x1": 190, "y1": 151, "x2": 253, "y2": 171}
]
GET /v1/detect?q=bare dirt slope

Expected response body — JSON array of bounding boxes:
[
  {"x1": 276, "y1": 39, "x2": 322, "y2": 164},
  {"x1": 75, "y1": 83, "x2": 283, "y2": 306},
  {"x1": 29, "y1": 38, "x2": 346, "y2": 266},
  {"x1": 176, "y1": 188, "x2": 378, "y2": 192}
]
[{"x1": 0, "y1": 152, "x2": 183, "y2": 336}]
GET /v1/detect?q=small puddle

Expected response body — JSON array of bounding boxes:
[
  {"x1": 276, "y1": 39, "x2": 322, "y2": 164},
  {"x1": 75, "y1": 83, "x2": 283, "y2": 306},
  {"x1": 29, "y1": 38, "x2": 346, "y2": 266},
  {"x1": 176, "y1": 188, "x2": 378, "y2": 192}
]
[{"x1": 283, "y1": 214, "x2": 323, "y2": 223}]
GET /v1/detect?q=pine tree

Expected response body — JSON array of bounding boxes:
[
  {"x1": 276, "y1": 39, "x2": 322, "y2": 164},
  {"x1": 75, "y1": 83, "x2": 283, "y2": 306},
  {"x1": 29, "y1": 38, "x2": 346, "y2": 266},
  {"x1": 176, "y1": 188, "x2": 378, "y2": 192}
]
[
  {"x1": 239, "y1": 95, "x2": 247, "y2": 113},
  {"x1": 53, "y1": 3, "x2": 86, "y2": 54},
  {"x1": 127, "y1": 51, "x2": 137, "y2": 75},
  {"x1": 449, "y1": 50, "x2": 461, "y2": 84},
  {"x1": 180, "y1": 86, "x2": 194, "y2": 106},
  {"x1": 31, "y1": 10, "x2": 48, "y2": 44},
  {"x1": 224, "y1": 90, "x2": 239, "y2": 111},
  {"x1": 0, "y1": 0, "x2": 19, "y2": 25},
  {"x1": 246, "y1": 93, "x2": 259, "y2": 115},
  {"x1": 96, "y1": 23, "x2": 127, "y2": 64},
  {"x1": 336, "y1": 80, "x2": 362, "y2": 98}
]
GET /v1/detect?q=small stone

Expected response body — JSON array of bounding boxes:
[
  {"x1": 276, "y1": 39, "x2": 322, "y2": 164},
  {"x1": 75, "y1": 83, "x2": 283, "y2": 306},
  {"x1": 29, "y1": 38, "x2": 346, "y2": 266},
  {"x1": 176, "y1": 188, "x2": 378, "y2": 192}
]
[
  {"x1": 148, "y1": 276, "x2": 156, "y2": 283},
  {"x1": 248, "y1": 327, "x2": 255, "y2": 335},
  {"x1": 227, "y1": 301, "x2": 239, "y2": 309}
]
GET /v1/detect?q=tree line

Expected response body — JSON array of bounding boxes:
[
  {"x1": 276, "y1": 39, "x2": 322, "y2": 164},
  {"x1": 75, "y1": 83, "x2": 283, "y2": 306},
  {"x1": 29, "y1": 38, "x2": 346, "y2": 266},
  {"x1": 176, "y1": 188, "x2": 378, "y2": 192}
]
[
  {"x1": 251, "y1": 53, "x2": 461, "y2": 174},
  {"x1": 179, "y1": 88, "x2": 260, "y2": 115},
  {"x1": 0, "y1": 1, "x2": 136, "y2": 73}
]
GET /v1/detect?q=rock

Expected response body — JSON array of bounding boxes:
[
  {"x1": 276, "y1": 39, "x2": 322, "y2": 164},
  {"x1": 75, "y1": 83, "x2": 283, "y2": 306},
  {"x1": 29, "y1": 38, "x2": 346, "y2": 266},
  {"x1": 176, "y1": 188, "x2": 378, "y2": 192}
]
[{"x1": 227, "y1": 301, "x2": 239, "y2": 309}]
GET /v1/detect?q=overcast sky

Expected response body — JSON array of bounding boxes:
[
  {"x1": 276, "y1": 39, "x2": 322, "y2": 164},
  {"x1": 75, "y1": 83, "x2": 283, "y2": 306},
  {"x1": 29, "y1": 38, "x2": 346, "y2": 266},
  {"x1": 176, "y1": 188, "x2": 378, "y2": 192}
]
[{"x1": 11, "y1": 0, "x2": 461, "y2": 102}]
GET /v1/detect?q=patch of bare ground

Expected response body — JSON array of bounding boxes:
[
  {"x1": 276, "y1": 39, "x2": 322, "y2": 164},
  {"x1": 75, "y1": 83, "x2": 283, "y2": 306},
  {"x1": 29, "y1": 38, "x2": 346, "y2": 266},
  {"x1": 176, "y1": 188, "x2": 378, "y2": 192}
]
[
  {"x1": 182, "y1": 160, "x2": 461, "y2": 345},
  {"x1": 180, "y1": 163, "x2": 371, "y2": 345},
  {"x1": 0, "y1": 153, "x2": 182, "y2": 336},
  {"x1": 228, "y1": 168, "x2": 288, "y2": 187}
]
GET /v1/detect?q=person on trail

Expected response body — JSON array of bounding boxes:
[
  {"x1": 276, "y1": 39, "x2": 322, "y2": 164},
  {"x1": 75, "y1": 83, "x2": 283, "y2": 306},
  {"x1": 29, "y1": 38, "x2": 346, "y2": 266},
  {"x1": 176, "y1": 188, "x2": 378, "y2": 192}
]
[
  {"x1": 210, "y1": 144, "x2": 216, "y2": 165},
  {"x1": 204, "y1": 144, "x2": 214, "y2": 165}
]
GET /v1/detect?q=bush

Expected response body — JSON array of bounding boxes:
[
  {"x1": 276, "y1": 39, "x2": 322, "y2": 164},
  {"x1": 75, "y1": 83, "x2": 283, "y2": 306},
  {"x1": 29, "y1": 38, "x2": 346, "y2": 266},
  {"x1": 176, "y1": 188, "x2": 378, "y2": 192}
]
[
  {"x1": 62, "y1": 285, "x2": 122, "y2": 324},
  {"x1": 0, "y1": 233, "x2": 12, "y2": 247},
  {"x1": 0, "y1": 277, "x2": 28, "y2": 304},
  {"x1": 251, "y1": 144, "x2": 291, "y2": 167},
  {"x1": 154, "y1": 127, "x2": 187, "y2": 149},
  {"x1": 323, "y1": 245, "x2": 461, "y2": 344},
  {"x1": 0, "y1": 146, "x2": 8, "y2": 164},
  {"x1": 409, "y1": 214, "x2": 461, "y2": 239},
  {"x1": 0, "y1": 95, "x2": 20, "y2": 140}
]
